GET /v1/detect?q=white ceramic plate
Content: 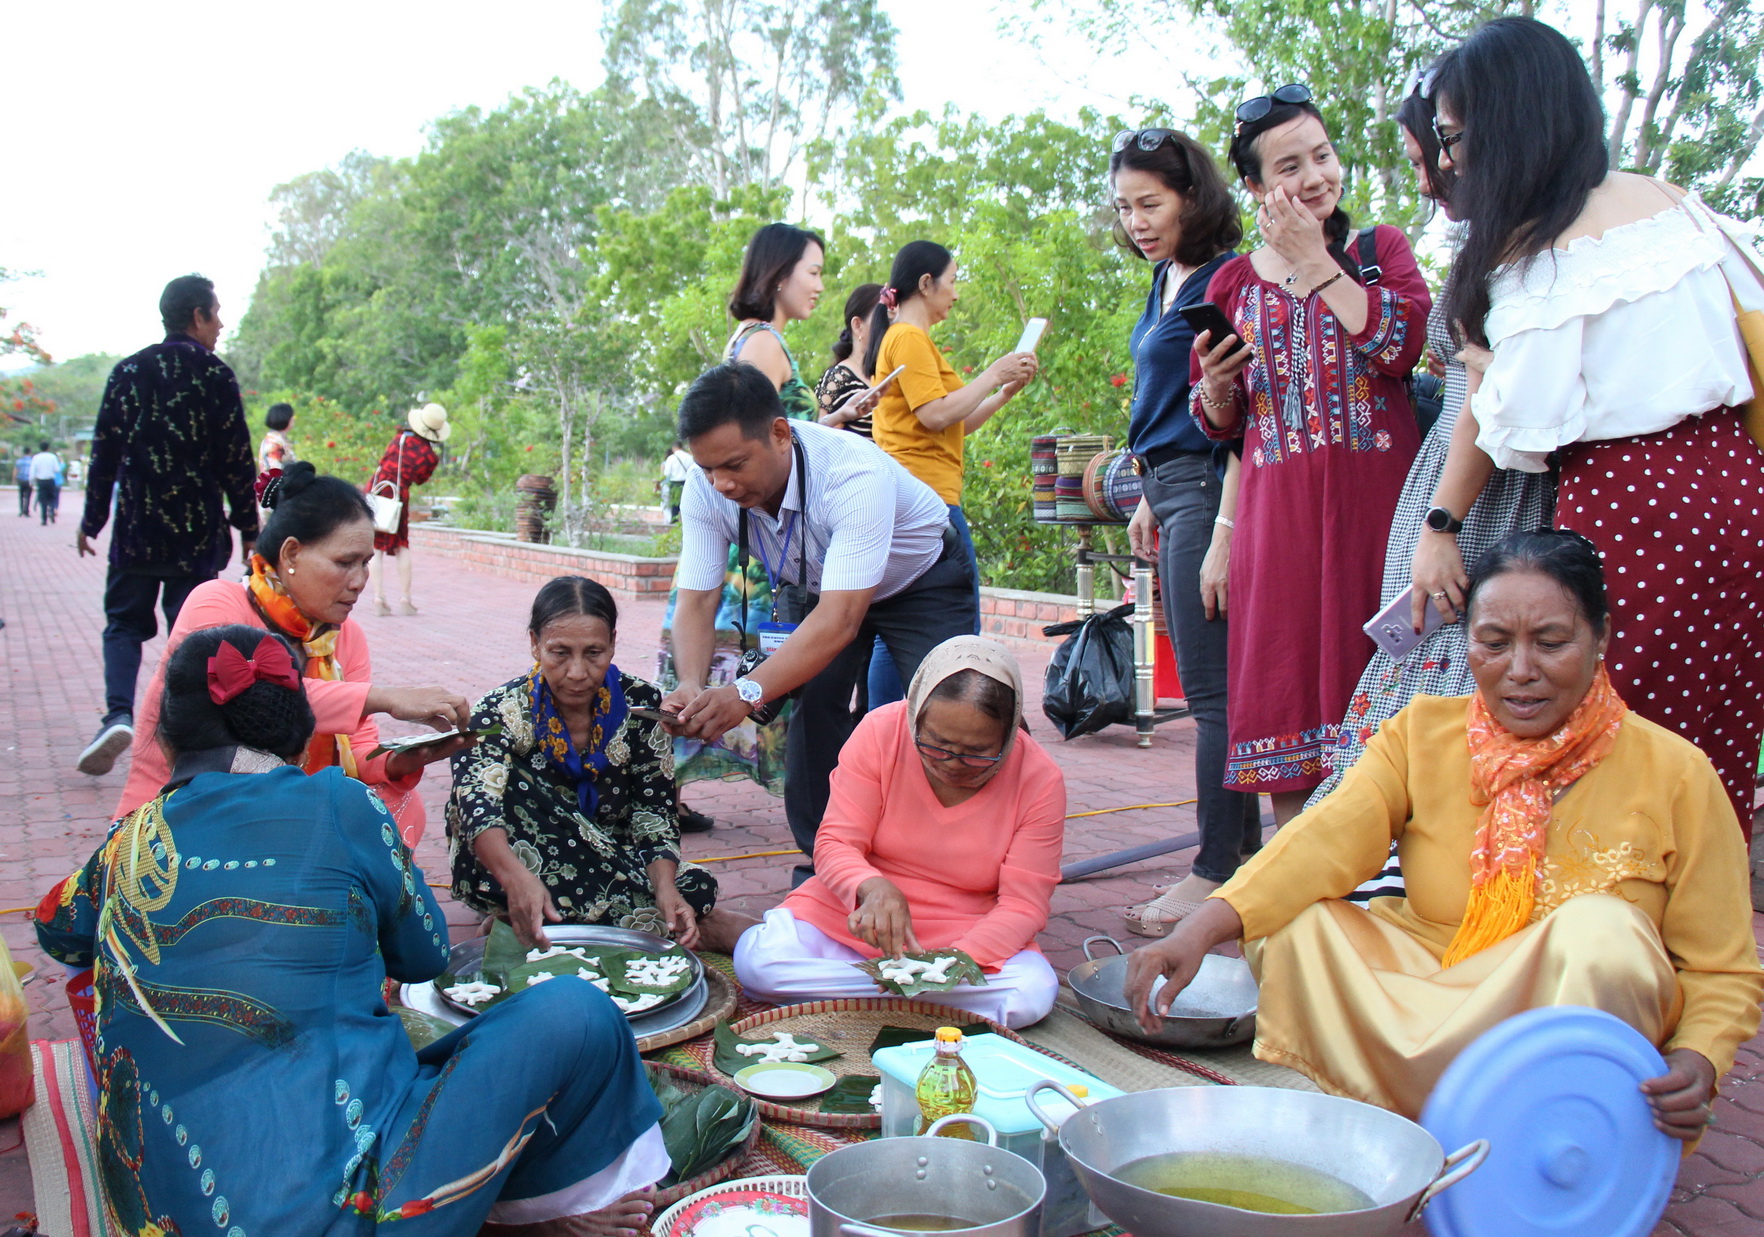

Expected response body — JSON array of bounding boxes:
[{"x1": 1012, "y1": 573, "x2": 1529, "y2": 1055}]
[{"x1": 733, "y1": 1062, "x2": 838, "y2": 1100}]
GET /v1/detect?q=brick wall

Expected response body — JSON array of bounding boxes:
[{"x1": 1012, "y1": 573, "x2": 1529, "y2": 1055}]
[{"x1": 412, "y1": 524, "x2": 1080, "y2": 646}]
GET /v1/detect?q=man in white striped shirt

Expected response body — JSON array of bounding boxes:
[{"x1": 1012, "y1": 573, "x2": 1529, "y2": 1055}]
[{"x1": 664, "y1": 364, "x2": 979, "y2": 882}]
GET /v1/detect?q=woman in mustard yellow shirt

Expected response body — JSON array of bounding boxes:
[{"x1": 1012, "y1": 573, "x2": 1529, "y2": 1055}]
[
  {"x1": 1125, "y1": 530, "x2": 1761, "y2": 1138},
  {"x1": 862, "y1": 240, "x2": 1039, "y2": 702}
]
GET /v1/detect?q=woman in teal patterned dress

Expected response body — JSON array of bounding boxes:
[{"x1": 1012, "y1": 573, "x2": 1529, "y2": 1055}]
[
  {"x1": 653, "y1": 223, "x2": 828, "y2": 797},
  {"x1": 451, "y1": 577, "x2": 752, "y2": 954},
  {"x1": 36, "y1": 624, "x2": 665, "y2": 1236}
]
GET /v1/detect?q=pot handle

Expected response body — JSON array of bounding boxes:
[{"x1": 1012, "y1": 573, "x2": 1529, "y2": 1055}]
[
  {"x1": 1082, "y1": 935, "x2": 1126, "y2": 961},
  {"x1": 1025, "y1": 1079, "x2": 1086, "y2": 1136},
  {"x1": 1406, "y1": 1140, "x2": 1489, "y2": 1222},
  {"x1": 925, "y1": 1113, "x2": 998, "y2": 1145}
]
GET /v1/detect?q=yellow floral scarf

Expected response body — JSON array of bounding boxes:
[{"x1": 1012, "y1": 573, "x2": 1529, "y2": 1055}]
[
  {"x1": 1445, "y1": 663, "x2": 1628, "y2": 967},
  {"x1": 246, "y1": 554, "x2": 359, "y2": 779}
]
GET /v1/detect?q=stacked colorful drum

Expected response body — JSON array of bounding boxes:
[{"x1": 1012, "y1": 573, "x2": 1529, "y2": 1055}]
[
  {"x1": 1031, "y1": 434, "x2": 1059, "y2": 523},
  {"x1": 1055, "y1": 434, "x2": 1111, "y2": 521}
]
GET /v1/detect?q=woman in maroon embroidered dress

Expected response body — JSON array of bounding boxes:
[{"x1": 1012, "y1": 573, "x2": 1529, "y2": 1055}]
[
  {"x1": 1192, "y1": 85, "x2": 1428, "y2": 824},
  {"x1": 367, "y1": 403, "x2": 446, "y2": 616}
]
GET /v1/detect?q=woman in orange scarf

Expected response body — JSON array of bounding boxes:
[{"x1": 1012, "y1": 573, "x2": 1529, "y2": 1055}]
[
  {"x1": 1125, "y1": 530, "x2": 1761, "y2": 1138},
  {"x1": 114, "y1": 463, "x2": 474, "y2": 844}
]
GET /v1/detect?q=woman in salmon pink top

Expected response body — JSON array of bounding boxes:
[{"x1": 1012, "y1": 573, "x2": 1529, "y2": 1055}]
[{"x1": 734, "y1": 636, "x2": 1064, "y2": 1028}]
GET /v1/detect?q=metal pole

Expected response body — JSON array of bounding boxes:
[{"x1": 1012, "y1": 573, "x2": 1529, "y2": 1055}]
[
  {"x1": 1061, "y1": 832, "x2": 1201, "y2": 882},
  {"x1": 1131, "y1": 557, "x2": 1157, "y2": 747},
  {"x1": 1074, "y1": 527, "x2": 1095, "y2": 617}
]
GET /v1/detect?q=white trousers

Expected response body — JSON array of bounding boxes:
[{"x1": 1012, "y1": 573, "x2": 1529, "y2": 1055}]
[
  {"x1": 733, "y1": 908, "x2": 1058, "y2": 1029},
  {"x1": 485, "y1": 1123, "x2": 669, "y2": 1224}
]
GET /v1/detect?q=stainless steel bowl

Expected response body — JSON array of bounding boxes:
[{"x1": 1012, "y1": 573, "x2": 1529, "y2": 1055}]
[
  {"x1": 1040, "y1": 1085, "x2": 1485, "y2": 1237},
  {"x1": 1067, "y1": 936, "x2": 1256, "y2": 1048}
]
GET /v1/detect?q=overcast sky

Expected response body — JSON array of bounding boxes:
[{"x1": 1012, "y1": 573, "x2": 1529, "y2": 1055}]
[{"x1": 0, "y1": 1, "x2": 1194, "y2": 368}]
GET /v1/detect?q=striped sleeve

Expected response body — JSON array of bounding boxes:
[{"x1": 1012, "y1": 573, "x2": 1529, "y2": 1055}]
[
  {"x1": 816, "y1": 457, "x2": 898, "y2": 594},
  {"x1": 676, "y1": 471, "x2": 733, "y2": 591}
]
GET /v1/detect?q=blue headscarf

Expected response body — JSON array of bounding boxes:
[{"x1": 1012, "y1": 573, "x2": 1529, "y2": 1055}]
[{"x1": 527, "y1": 664, "x2": 629, "y2": 819}]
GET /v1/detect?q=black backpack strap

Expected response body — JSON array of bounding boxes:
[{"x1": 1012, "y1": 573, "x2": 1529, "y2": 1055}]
[{"x1": 1356, "y1": 227, "x2": 1383, "y2": 286}]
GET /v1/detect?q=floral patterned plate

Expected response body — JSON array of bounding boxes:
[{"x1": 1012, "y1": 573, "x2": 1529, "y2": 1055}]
[{"x1": 656, "y1": 1181, "x2": 810, "y2": 1237}]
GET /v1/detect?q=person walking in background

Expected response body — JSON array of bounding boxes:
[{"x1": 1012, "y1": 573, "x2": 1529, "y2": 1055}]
[
  {"x1": 76, "y1": 273, "x2": 259, "y2": 777},
  {"x1": 1191, "y1": 84, "x2": 1428, "y2": 826},
  {"x1": 258, "y1": 401, "x2": 296, "y2": 474},
  {"x1": 724, "y1": 222, "x2": 825, "y2": 421},
  {"x1": 65, "y1": 456, "x2": 84, "y2": 489},
  {"x1": 864, "y1": 241, "x2": 1039, "y2": 704},
  {"x1": 14, "y1": 454, "x2": 31, "y2": 517},
  {"x1": 29, "y1": 441, "x2": 61, "y2": 525},
  {"x1": 1412, "y1": 17, "x2": 1764, "y2": 835},
  {"x1": 1106, "y1": 127, "x2": 1261, "y2": 935},
  {"x1": 816, "y1": 283, "x2": 884, "y2": 437},
  {"x1": 661, "y1": 439, "x2": 692, "y2": 523},
  {"x1": 366, "y1": 402, "x2": 446, "y2": 616}
]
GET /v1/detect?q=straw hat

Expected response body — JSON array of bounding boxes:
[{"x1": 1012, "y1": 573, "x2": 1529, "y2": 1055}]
[{"x1": 407, "y1": 402, "x2": 451, "y2": 443}]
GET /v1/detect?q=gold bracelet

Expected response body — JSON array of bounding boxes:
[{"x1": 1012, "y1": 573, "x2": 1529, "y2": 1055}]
[{"x1": 1199, "y1": 385, "x2": 1237, "y2": 411}]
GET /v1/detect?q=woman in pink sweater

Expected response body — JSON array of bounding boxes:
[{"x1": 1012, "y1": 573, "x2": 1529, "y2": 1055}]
[
  {"x1": 114, "y1": 464, "x2": 475, "y2": 843},
  {"x1": 735, "y1": 637, "x2": 1065, "y2": 1028}
]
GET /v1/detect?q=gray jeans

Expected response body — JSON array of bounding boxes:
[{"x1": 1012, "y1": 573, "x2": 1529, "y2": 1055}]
[{"x1": 1141, "y1": 453, "x2": 1262, "y2": 882}]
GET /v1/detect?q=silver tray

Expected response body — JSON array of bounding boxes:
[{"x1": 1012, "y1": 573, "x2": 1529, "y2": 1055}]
[{"x1": 411, "y1": 925, "x2": 707, "y2": 1028}]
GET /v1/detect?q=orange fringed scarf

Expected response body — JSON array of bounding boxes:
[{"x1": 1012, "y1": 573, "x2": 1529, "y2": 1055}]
[
  {"x1": 1443, "y1": 664, "x2": 1628, "y2": 968},
  {"x1": 245, "y1": 554, "x2": 359, "y2": 780}
]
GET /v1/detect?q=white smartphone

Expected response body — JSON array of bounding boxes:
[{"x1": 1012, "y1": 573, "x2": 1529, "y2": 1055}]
[
  {"x1": 867, "y1": 364, "x2": 906, "y2": 397},
  {"x1": 1363, "y1": 586, "x2": 1448, "y2": 662},
  {"x1": 1015, "y1": 318, "x2": 1049, "y2": 353}
]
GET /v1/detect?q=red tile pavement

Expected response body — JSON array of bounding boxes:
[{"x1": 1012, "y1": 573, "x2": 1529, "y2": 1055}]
[{"x1": 1, "y1": 503, "x2": 1760, "y2": 1232}]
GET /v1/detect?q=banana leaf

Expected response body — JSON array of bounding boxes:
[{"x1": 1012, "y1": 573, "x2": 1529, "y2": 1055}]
[
  {"x1": 603, "y1": 945, "x2": 696, "y2": 996},
  {"x1": 505, "y1": 954, "x2": 610, "y2": 993},
  {"x1": 481, "y1": 920, "x2": 530, "y2": 986},
  {"x1": 868, "y1": 1022, "x2": 991, "y2": 1056},
  {"x1": 852, "y1": 949, "x2": 988, "y2": 998},
  {"x1": 712, "y1": 1022, "x2": 842, "y2": 1077},
  {"x1": 817, "y1": 1074, "x2": 882, "y2": 1115},
  {"x1": 648, "y1": 1069, "x2": 758, "y2": 1187}
]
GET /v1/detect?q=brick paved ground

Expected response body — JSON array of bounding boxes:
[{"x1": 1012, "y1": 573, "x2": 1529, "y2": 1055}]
[{"x1": 1, "y1": 501, "x2": 1760, "y2": 1232}]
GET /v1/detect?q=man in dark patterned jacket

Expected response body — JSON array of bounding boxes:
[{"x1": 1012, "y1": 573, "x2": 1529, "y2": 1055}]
[{"x1": 75, "y1": 275, "x2": 259, "y2": 775}]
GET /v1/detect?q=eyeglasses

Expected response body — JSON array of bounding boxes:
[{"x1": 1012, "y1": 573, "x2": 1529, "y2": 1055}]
[
  {"x1": 1113, "y1": 127, "x2": 1178, "y2": 153},
  {"x1": 1234, "y1": 84, "x2": 1312, "y2": 127},
  {"x1": 914, "y1": 739, "x2": 1004, "y2": 769},
  {"x1": 1432, "y1": 117, "x2": 1465, "y2": 154}
]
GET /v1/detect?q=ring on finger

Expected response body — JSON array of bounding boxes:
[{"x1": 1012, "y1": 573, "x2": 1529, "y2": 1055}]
[{"x1": 1430, "y1": 591, "x2": 1448, "y2": 600}]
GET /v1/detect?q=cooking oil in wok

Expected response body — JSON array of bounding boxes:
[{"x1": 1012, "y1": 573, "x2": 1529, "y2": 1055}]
[
  {"x1": 1115, "y1": 1151, "x2": 1373, "y2": 1215},
  {"x1": 862, "y1": 1215, "x2": 975, "y2": 1231}
]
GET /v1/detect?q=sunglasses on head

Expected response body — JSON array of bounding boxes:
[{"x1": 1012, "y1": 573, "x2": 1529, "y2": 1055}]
[
  {"x1": 1405, "y1": 62, "x2": 1443, "y2": 100},
  {"x1": 1234, "y1": 83, "x2": 1312, "y2": 127},
  {"x1": 1113, "y1": 127, "x2": 1178, "y2": 153}
]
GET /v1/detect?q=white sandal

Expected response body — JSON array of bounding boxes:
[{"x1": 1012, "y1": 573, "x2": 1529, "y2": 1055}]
[{"x1": 1122, "y1": 890, "x2": 1207, "y2": 938}]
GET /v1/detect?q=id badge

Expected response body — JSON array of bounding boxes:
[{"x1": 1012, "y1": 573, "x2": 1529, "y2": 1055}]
[{"x1": 757, "y1": 621, "x2": 797, "y2": 657}]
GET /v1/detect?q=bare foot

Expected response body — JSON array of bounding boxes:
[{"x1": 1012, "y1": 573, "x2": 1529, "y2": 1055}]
[
  {"x1": 479, "y1": 1187, "x2": 657, "y2": 1237},
  {"x1": 695, "y1": 907, "x2": 761, "y2": 955}
]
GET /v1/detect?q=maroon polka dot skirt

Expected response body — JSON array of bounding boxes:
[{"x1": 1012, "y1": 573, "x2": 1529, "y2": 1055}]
[{"x1": 1557, "y1": 406, "x2": 1764, "y2": 840}]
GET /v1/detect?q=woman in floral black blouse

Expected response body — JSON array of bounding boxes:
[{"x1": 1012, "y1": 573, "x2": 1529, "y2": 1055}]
[{"x1": 447, "y1": 576, "x2": 754, "y2": 952}]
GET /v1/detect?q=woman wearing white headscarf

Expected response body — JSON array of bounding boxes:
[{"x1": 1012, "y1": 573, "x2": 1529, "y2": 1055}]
[{"x1": 734, "y1": 637, "x2": 1065, "y2": 1028}]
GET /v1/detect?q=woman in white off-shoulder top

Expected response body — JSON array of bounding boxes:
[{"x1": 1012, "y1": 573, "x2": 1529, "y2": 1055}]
[{"x1": 1410, "y1": 16, "x2": 1764, "y2": 836}]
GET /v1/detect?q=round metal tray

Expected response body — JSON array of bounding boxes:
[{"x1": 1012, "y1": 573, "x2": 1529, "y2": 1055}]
[{"x1": 407, "y1": 925, "x2": 708, "y2": 1032}]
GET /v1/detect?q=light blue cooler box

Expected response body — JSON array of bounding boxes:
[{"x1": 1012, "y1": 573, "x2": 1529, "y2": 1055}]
[{"x1": 872, "y1": 1033, "x2": 1123, "y2": 1237}]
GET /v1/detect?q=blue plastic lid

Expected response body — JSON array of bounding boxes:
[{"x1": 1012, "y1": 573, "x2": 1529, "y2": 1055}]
[{"x1": 1421, "y1": 1006, "x2": 1677, "y2": 1237}]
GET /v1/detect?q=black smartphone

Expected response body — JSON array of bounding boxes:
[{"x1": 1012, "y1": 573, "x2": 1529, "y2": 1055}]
[
  {"x1": 1178, "y1": 302, "x2": 1248, "y2": 359},
  {"x1": 628, "y1": 706, "x2": 680, "y2": 724}
]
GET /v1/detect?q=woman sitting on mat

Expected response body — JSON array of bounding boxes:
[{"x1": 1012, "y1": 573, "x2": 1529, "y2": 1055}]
[
  {"x1": 37, "y1": 624, "x2": 667, "y2": 1236},
  {"x1": 1125, "y1": 530, "x2": 1762, "y2": 1138},
  {"x1": 114, "y1": 461, "x2": 474, "y2": 845},
  {"x1": 735, "y1": 636, "x2": 1064, "y2": 1029},
  {"x1": 448, "y1": 575, "x2": 754, "y2": 953}
]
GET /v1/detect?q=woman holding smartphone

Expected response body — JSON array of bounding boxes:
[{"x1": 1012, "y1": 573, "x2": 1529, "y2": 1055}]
[
  {"x1": 1110, "y1": 127, "x2": 1262, "y2": 935},
  {"x1": 1191, "y1": 84, "x2": 1428, "y2": 826},
  {"x1": 863, "y1": 240, "x2": 1039, "y2": 704},
  {"x1": 1314, "y1": 66, "x2": 1555, "y2": 803},
  {"x1": 816, "y1": 283, "x2": 885, "y2": 437}
]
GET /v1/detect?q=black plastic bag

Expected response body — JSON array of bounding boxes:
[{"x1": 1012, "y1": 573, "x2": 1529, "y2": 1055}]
[{"x1": 1042, "y1": 602, "x2": 1135, "y2": 739}]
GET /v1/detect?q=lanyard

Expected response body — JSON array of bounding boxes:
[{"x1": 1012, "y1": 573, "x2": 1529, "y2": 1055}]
[
  {"x1": 754, "y1": 510, "x2": 798, "y2": 595},
  {"x1": 737, "y1": 433, "x2": 811, "y2": 631}
]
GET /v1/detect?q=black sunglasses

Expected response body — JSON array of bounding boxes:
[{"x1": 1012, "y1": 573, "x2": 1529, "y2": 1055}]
[
  {"x1": 1432, "y1": 117, "x2": 1465, "y2": 153},
  {"x1": 1113, "y1": 128, "x2": 1178, "y2": 153},
  {"x1": 1234, "y1": 84, "x2": 1312, "y2": 127}
]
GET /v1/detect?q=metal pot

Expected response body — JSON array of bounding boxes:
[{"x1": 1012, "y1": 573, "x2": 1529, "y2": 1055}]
[
  {"x1": 1067, "y1": 936, "x2": 1256, "y2": 1048},
  {"x1": 807, "y1": 1115, "x2": 1046, "y2": 1237},
  {"x1": 1040, "y1": 1085, "x2": 1486, "y2": 1237}
]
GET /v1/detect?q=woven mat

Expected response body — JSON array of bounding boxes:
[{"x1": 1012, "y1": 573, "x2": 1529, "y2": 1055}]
[
  {"x1": 1016, "y1": 1006, "x2": 1217, "y2": 1091},
  {"x1": 21, "y1": 1038, "x2": 121, "y2": 1237},
  {"x1": 1042, "y1": 991, "x2": 1320, "y2": 1092}
]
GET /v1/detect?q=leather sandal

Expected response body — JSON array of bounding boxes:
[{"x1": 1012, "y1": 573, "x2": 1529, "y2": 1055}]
[{"x1": 1122, "y1": 890, "x2": 1208, "y2": 937}]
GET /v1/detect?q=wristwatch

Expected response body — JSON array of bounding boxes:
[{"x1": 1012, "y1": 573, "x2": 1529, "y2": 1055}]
[
  {"x1": 733, "y1": 677, "x2": 765, "y2": 706},
  {"x1": 1423, "y1": 506, "x2": 1464, "y2": 534}
]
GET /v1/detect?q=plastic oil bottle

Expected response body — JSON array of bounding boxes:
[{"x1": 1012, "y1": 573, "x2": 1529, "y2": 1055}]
[{"x1": 915, "y1": 1027, "x2": 979, "y2": 1138}]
